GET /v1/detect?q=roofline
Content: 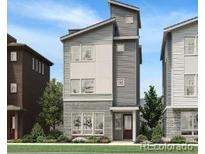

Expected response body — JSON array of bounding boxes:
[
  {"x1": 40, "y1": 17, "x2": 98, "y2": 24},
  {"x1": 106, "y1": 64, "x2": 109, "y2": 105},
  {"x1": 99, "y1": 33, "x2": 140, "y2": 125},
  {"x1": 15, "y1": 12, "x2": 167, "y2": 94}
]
[
  {"x1": 108, "y1": 0, "x2": 139, "y2": 11},
  {"x1": 7, "y1": 33, "x2": 17, "y2": 42},
  {"x1": 8, "y1": 43, "x2": 53, "y2": 65},
  {"x1": 160, "y1": 17, "x2": 198, "y2": 60},
  {"x1": 60, "y1": 18, "x2": 116, "y2": 41}
]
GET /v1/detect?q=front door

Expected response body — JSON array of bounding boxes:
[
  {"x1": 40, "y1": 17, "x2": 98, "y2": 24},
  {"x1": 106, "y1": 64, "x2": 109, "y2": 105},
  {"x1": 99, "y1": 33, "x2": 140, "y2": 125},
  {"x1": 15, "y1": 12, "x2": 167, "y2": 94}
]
[
  {"x1": 8, "y1": 113, "x2": 15, "y2": 139},
  {"x1": 123, "y1": 114, "x2": 132, "y2": 140}
]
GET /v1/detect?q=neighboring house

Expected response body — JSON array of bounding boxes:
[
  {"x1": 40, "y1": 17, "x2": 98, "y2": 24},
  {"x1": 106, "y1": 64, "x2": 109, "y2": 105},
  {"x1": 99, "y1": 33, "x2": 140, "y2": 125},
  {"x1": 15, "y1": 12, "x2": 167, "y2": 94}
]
[
  {"x1": 61, "y1": 0, "x2": 142, "y2": 141},
  {"x1": 160, "y1": 17, "x2": 198, "y2": 141},
  {"x1": 7, "y1": 34, "x2": 53, "y2": 139}
]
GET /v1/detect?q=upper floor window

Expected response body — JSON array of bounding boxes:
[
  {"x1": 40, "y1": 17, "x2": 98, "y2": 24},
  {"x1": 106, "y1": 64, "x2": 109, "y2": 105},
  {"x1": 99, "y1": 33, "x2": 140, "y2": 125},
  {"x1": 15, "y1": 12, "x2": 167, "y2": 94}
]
[
  {"x1": 117, "y1": 78, "x2": 125, "y2": 87},
  {"x1": 184, "y1": 36, "x2": 197, "y2": 55},
  {"x1": 42, "y1": 63, "x2": 45, "y2": 75},
  {"x1": 184, "y1": 74, "x2": 197, "y2": 96},
  {"x1": 116, "y1": 44, "x2": 125, "y2": 52},
  {"x1": 35, "y1": 59, "x2": 38, "y2": 72},
  {"x1": 32, "y1": 58, "x2": 35, "y2": 70},
  {"x1": 71, "y1": 46, "x2": 81, "y2": 62},
  {"x1": 82, "y1": 46, "x2": 95, "y2": 61},
  {"x1": 125, "y1": 16, "x2": 134, "y2": 24},
  {"x1": 71, "y1": 79, "x2": 80, "y2": 94},
  {"x1": 10, "y1": 52, "x2": 17, "y2": 61},
  {"x1": 38, "y1": 61, "x2": 41, "y2": 74},
  {"x1": 81, "y1": 79, "x2": 95, "y2": 94},
  {"x1": 10, "y1": 83, "x2": 17, "y2": 93},
  {"x1": 71, "y1": 45, "x2": 95, "y2": 62}
]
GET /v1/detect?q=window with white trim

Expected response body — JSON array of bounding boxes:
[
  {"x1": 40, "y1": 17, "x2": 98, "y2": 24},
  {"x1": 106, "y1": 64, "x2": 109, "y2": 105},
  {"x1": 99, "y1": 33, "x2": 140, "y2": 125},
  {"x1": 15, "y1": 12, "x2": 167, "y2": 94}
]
[
  {"x1": 116, "y1": 44, "x2": 125, "y2": 52},
  {"x1": 12, "y1": 116, "x2": 16, "y2": 129},
  {"x1": 38, "y1": 61, "x2": 41, "y2": 73},
  {"x1": 72, "y1": 112, "x2": 104, "y2": 135},
  {"x1": 10, "y1": 83, "x2": 17, "y2": 93},
  {"x1": 71, "y1": 46, "x2": 81, "y2": 62},
  {"x1": 184, "y1": 74, "x2": 197, "y2": 96},
  {"x1": 35, "y1": 59, "x2": 38, "y2": 72},
  {"x1": 114, "y1": 113, "x2": 122, "y2": 130},
  {"x1": 32, "y1": 58, "x2": 35, "y2": 70},
  {"x1": 10, "y1": 52, "x2": 17, "y2": 61},
  {"x1": 71, "y1": 79, "x2": 80, "y2": 94},
  {"x1": 125, "y1": 16, "x2": 134, "y2": 24},
  {"x1": 82, "y1": 46, "x2": 95, "y2": 61},
  {"x1": 42, "y1": 63, "x2": 44, "y2": 75},
  {"x1": 81, "y1": 79, "x2": 94, "y2": 94},
  {"x1": 117, "y1": 78, "x2": 125, "y2": 87},
  {"x1": 181, "y1": 112, "x2": 198, "y2": 135},
  {"x1": 184, "y1": 37, "x2": 197, "y2": 55}
]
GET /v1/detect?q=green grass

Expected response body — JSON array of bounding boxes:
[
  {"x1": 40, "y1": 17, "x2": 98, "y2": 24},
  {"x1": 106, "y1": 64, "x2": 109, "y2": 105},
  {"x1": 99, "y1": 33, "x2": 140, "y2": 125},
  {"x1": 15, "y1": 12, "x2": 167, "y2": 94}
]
[{"x1": 7, "y1": 145, "x2": 198, "y2": 153}]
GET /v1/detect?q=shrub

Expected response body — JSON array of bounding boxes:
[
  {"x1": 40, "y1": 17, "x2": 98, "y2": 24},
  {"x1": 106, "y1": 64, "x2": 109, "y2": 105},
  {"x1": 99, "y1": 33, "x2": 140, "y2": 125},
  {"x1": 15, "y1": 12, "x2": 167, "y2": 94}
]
[
  {"x1": 36, "y1": 136, "x2": 45, "y2": 143},
  {"x1": 139, "y1": 122, "x2": 151, "y2": 139},
  {"x1": 43, "y1": 139, "x2": 57, "y2": 143},
  {"x1": 7, "y1": 139, "x2": 22, "y2": 143},
  {"x1": 30, "y1": 123, "x2": 45, "y2": 141},
  {"x1": 48, "y1": 130, "x2": 63, "y2": 139},
  {"x1": 57, "y1": 135, "x2": 70, "y2": 143},
  {"x1": 97, "y1": 136, "x2": 110, "y2": 143},
  {"x1": 151, "y1": 135, "x2": 163, "y2": 143},
  {"x1": 22, "y1": 134, "x2": 34, "y2": 143},
  {"x1": 72, "y1": 137, "x2": 87, "y2": 143},
  {"x1": 86, "y1": 136, "x2": 98, "y2": 143},
  {"x1": 170, "y1": 136, "x2": 186, "y2": 143},
  {"x1": 136, "y1": 134, "x2": 148, "y2": 143}
]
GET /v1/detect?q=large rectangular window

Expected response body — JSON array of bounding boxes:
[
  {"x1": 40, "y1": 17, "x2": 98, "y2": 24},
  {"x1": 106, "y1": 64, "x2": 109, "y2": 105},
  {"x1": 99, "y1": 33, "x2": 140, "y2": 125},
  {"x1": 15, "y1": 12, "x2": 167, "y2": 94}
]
[
  {"x1": 10, "y1": 52, "x2": 17, "y2": 61},
  {"x1": 10, "y1": 83, "x2": 17, "y2": 93},
  {"x1": 184, "y1": 74, "x2": 197, "y2": 96},
  {"x1": 181, "y1": 112, "x2": 198, "y2": 135},
  {"x1": 32, "y1": 58, "x2": 35, "y2": 70},
  {"x1": 184, "y1": 37, "x2": 197, "y2": 55},
  {"x1": 71, "y1": 79, "x2": 80, "y2": 94},
  {"x1": 81, "y1": 79, "x2": 94, "y2": 94},
  {"x1": 82, "y1": 46, "x2": 95, "y2": 61},
  {"x1": 71, "y1": 112, "x2": 104, "y2": 135},
  {"x1": 71, "y1": 46, "x2": 81, "y2": 62}
]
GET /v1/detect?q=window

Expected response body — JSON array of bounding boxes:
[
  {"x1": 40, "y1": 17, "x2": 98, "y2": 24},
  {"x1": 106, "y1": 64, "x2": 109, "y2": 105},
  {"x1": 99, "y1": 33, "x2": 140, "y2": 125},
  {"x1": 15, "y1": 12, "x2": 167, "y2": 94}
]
[
  {"x1": 12, "y1": 116, "x2": 16, "y2": 129},
  {"x1": 81, "y1": 79, "x2": 94, "y2": 94},
  {"x1": 94, "y1": 113, "x2": 104, "y2": 134},
  {"x1": 181, "y1": 112, "x2": 198, "y2": 135},
  {"x1": 72, "y1": 113, "x2": 82, "y2": 134},
  {"x1": 71, "y1": 79, "x2": 80, "y2": 94},
  {"x1": 115, "y1": 113, "x2": 122, "y2": 130},
  {"x1": 71, "y1": 46, "x2": 81, "y2": 62},
  {"x1": 117, "y1": 78, "x2": 125, "y2": 87},
  {"x1": 10, "y1": 83, "x2": 17, "y2": 93},
  {"x1": 35, "y1": 59, "x2": 38, "y2": 72},
  {"x1": 10, "y1": 52, "x2": 17, "y2": 61},
  {"x1": 38, "y1": 61, "x2": 41, "y2": 73},
  {"x1": 184, "y1": 75, "x2": 197, "y2": 96},
  {"x1": 83, "y1": 113, "x2": 92, "y2": 134},
  {"x1": 184, "y1": 37, "x2": 197, "y2": 55},
  {"x1": 72, "y1": 112, "x2": 104, "y2": 135},
  {"x1": 82, "y1": 46, "x2": 95, "y2": 61},
  {"x1": 116, "y1": 44, "x2": 125, "y2": 52},
  {"x1": 125, "y1": 16, "x2": 134, "y2": 24},
  {"x1": 32, "y1": 58, "x2": 35, "y2": 70},
  {"x1": 42, "y1": 63, "x2": 44, "y2": 75}
]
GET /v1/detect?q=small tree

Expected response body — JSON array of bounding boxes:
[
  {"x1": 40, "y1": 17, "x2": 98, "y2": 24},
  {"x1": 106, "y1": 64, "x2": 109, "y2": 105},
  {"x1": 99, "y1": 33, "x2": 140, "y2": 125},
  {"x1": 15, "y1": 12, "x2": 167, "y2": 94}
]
[
  {"x1": 139, "y1": 86, "x2": 163, "y2": 130},
  {"x1": 38, "y1": 79, "x2": 63, "y2": 130}
]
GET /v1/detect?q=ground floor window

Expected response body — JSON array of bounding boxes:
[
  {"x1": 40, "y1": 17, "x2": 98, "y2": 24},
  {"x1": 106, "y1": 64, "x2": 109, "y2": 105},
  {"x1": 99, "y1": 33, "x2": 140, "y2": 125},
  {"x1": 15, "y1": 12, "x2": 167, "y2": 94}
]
[
  {"x1": 181, "y1": 111, "x2": 198, "y2": 135},
  {"x1": 72, "y1": 112, "x2": 104, "y2": 135}
]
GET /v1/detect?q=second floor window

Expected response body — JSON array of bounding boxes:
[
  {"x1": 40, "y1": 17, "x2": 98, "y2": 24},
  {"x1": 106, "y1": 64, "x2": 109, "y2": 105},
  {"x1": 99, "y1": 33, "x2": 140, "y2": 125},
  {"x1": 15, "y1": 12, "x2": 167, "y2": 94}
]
[
  {"x1": 81, "y1": 79, "x2": 94, "y2": 94},
  {"x1": 10, "y1": 83, "x2": 17, "y2": 93},
  {"x1": 82, "y1": 46, "x2": 94, "y2": 61},
  {"x1": 125, "y1": 16, "x2": 134, "y2": 24},
  {"x1": 10, "y1": 52, "x2": 17, "y2": 61},
  {"x1": 70, "y1": 79, "x2": 95, "y2": 94},
  {"x1": 184, "y1": 74, "x2": 197, "y2": 96},
  {"x1": 117, "y1": 78, "x2": 125, "y2": 87},
  {"x1": 32, "y1": 58, "x2": 35, "y2": 70},
  {"x1": 71, "y1": 46, "x2": 81, "y2": 62},
  {"x1": 116, "y1": 44, "x2": 125, "y2": 52},
  {"x1": 71, "y1": 79, "x2": 80, "y2": 94},
  {"x1": 184, "y1": 37, "x2": 197, "y2": 55}
]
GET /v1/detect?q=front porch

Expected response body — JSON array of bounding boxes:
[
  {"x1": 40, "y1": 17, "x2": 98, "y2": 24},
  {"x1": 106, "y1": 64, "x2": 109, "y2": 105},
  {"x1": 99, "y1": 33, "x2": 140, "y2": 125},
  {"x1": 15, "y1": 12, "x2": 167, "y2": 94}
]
[{"x1": 110, "y1": 107, "x2": 139, "y2": 142}]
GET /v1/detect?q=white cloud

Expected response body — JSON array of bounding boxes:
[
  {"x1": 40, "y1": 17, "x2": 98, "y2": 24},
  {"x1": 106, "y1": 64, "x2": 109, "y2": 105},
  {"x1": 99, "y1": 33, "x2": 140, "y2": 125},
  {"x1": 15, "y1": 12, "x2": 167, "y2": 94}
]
[{"x1": 8, "y1": 0, "x2": 102, "y2": 28}]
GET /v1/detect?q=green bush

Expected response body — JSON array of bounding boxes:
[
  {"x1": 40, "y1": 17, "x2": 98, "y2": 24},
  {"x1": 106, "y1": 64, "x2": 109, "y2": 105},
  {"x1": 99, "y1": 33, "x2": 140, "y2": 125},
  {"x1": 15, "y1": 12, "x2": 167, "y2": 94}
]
[
  {"x1": 47, "y1": 130, "x2": 63, "y2": 139},
  {"x1": 139, "y1": 122, "x2": 151, "y2": 139},
  {"x1": 7, "y1": 139, "x2": 22, "y2": 143},
  {"x1": 97, "y1": 136, "x2": 110, "y2": 143},
  {"x1": 136, "y1": 134, "x2": 148, "y2": 143},
  {"x1": 151, "y1": 135, "x2": 163, "y2": 143},
  {"x1": 22, "y1": 134, "x2": 34, "y2": 143},
  {"x1": 170, "y1": 136, "x2": 186, "y2": 143},
  {"x1": 36, "y1": 136, "x2": 45, "y2": 143},
  {"x1": 86, "y1": 136, "x2": 98, "y2": 143},
  {"x1": 43, "y1": 139, "x2": 57, "y2": 143},
  {"x1": 30, "y1": 123, "x2": 45, "y2": 141},
  {"x1": 57, "y1": 135, "x2": 70, "y2": 143}
]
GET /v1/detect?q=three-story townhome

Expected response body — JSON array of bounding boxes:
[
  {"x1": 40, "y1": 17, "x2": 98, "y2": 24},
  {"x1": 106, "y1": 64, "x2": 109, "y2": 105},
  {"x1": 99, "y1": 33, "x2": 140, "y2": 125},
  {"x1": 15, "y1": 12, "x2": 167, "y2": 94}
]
[
  {"x1": 161, "y1": 17, "x2": 198, "y2": 141},
  {"x1": 61, "y1": 0, "x2": 142, "y2": 141}
]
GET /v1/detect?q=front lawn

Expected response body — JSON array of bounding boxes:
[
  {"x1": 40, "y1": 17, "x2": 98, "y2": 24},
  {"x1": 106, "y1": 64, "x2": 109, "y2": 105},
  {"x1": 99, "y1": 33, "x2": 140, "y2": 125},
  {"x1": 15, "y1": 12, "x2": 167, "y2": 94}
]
[{"x1": 7, "y1": 144, "x2": 198, "y2": 153}]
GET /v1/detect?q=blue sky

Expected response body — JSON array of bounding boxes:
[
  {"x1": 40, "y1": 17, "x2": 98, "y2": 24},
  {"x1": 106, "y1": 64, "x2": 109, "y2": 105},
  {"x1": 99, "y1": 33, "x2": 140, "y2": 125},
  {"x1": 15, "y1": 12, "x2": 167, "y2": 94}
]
[{"x1": 8, "y1": 0, "x2": 197, "y2": 97}]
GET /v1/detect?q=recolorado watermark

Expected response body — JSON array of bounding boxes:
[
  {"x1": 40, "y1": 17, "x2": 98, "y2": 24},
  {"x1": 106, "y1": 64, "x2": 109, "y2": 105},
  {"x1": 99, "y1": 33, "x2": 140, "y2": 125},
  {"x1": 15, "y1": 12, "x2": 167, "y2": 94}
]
[{"x1": 140, "y1": 143, "x2": 196, "y2": 152}]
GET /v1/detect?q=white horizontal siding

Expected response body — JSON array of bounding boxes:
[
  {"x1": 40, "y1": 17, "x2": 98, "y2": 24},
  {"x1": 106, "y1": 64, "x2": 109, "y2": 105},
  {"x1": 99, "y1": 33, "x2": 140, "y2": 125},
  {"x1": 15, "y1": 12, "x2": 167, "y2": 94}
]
[{"x1": 171, "y1": 22, "x2": 198, "y2": 107}]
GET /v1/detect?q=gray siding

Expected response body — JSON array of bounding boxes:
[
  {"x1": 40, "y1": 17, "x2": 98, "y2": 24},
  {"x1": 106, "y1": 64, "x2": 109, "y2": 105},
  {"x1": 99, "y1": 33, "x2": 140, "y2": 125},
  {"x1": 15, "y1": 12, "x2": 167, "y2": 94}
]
[
  {"x1": 110, "y1": 4, "x2": 138, "y2": 36},
  {"x1": 113, "y1": 40, "x2": 139, "y2": 106},
  {"x1": 64, "y1": 101, "x2": 113, "y2": 139}
]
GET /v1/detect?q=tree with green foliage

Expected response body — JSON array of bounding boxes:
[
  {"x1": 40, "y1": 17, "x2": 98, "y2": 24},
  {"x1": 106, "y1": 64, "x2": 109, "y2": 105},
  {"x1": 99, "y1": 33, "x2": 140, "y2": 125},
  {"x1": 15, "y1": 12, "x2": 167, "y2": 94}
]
[
  {"x1": 38, "y1": 79, "x2": 63, "y2": 130},
  {"x1": 139, "y1": 85, "x2": 164, "y2": 130}
]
